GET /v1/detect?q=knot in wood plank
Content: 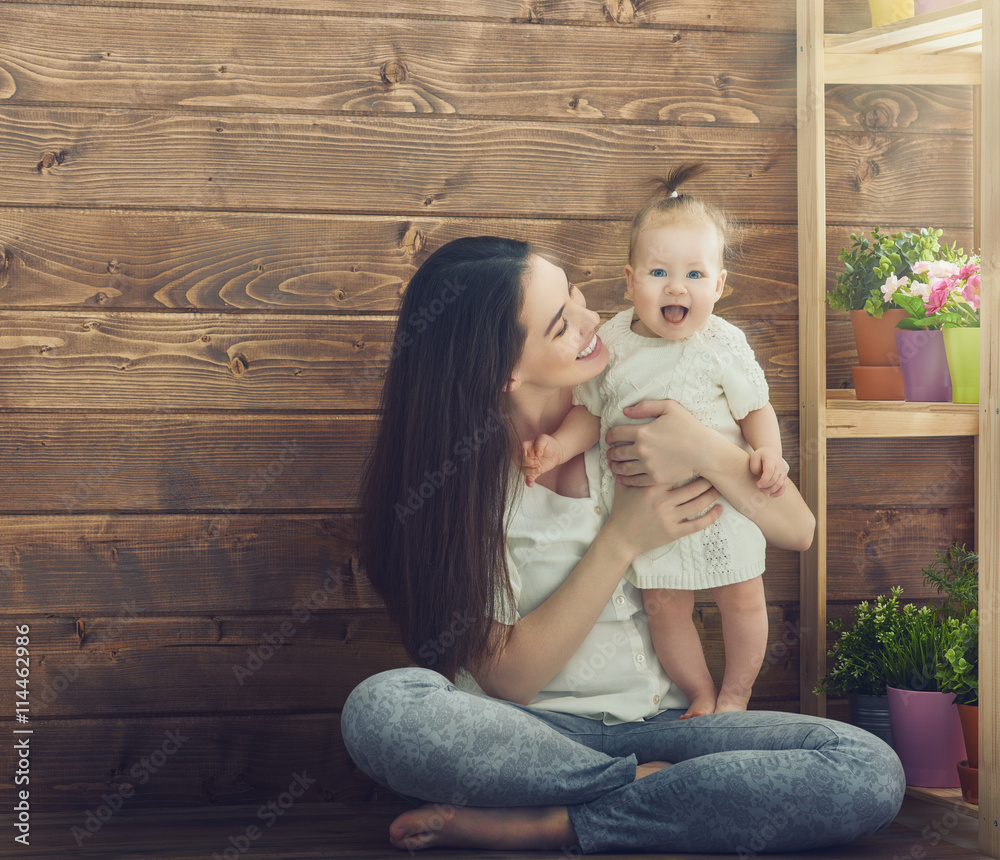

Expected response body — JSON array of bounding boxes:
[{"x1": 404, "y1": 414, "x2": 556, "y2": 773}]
[
  {"x1": 229, "y1": 353, "x2": 249, "y2": 376},
  {"x1": 0, "y1": 64, "x2": 15, "y2": 100},
  {"x1": 0, "y1": 248, "x2": 11, "y2": 288},
  {"x1": 401, "y1": 225, "x2": 424, "y2": 255},
  {"x1": 859, "y1": 100, "x2": 900, "y2": 132},
  {"x1": 854, "y1": 160, "x2": 881, "y2": 191},
  {"x1": 604, "y1": 0, "x2": 637, "y2": 24},
  {"x1": 380, "y1": 60, "x2": 407, "y2": 86},
  {"x1": 36, "y1": 150, "x2": 68, "y2": 173}
]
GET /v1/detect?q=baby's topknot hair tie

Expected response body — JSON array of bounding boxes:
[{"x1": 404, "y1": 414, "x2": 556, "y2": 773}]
[{"x1": 670, "y1": 190, "x2": 679, "y2": 198}]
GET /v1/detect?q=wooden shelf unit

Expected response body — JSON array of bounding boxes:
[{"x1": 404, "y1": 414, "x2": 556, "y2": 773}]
[
  {"x1": 796, "y1": 2, "x2": 997, "y2": 856},
  {"x1": 825, "y1": 390, "x2": 980, "y2": 437}
]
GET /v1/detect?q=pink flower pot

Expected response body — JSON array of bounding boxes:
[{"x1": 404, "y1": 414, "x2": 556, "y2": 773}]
[{"x1": 887, "y1": 686, "x2": 966, "y2": 787}]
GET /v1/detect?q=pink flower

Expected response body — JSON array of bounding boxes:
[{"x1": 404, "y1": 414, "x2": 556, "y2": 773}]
[
  {"x1": 962, "y1": 274, "x2": 981, "y2": 309},
  {"x1": 911, "y1": 261, "x2": 931, "y2": 274},
  {"x1": 959, "y1": 262, "x2": 980, "y2": 281},
  {"x1": 925, "y1": 281, "x2": 953, "y2": 314}
]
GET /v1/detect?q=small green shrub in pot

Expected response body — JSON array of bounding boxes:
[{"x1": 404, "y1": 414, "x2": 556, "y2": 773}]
[{"x1": 814, "y1": 588, "x2": 905, "y2": 698}]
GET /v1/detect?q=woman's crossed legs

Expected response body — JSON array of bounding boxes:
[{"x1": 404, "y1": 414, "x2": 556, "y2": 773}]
[{"x1": 341, "y1": 668, "x2": 904, "y2": 854}]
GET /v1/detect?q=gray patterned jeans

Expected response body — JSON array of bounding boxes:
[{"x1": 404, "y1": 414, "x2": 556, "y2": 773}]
[{"x1": 341, "y1": 667, "x2": 905, "y2": 855}]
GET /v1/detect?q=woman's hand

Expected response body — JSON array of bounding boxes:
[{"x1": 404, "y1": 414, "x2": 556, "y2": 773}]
[
  {"x1": 605, "y1": 399, "x2": 815, "y2": 551},
  {"x1": 606, "y1": 477, "x2": 722, "y2": 558},
  {"x1": 605, "y1": 399, "x2": 724, "y2": 487}
]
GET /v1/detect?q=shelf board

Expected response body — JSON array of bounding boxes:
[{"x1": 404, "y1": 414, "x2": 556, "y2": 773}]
[
  {"x1": 825, "y1": 390, "x2": 979, "y2": 437},
  {"x1": 825, "y1": 0, "x2": 982, "y2": 84},
  {"x1": 905, "y1": 785, "x2": 979, "y2": 819}
]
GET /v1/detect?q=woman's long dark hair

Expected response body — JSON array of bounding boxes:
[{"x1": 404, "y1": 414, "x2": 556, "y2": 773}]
[{"x1": 358, "y1": 236, "x2": 531, "y2": 679}]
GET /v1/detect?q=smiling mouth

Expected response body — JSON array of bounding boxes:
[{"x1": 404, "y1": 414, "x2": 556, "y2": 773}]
[
  {"x1": 577, "y1": 333, "x2": 599, "y2": 358},
  {"x1": 662, "y1": 305, "x2": 689, "y2": 324}
]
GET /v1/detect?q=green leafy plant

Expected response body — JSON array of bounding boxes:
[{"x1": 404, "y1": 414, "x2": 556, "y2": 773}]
[
  {"x1": 827, "y1": 227, "x2": 949, "y2": 316},
  {"x1": 815, "y1": 587, "x2": 905, "y2": 697},
  {"x1": 878, "y1": 600, "x2": 949, "y2": 692},
  {"x1": 815, "y1": 543, "x2": 979, "y2": 699},
  {"x1": 937, "y1": 611, "x2": 978, "y2": 705},
  {"x1": 921, "y1": 542, "x2": 978, "y2": 619},
  {"x1": 925, "y1": 543, "x2": 979, "y2": 705}
]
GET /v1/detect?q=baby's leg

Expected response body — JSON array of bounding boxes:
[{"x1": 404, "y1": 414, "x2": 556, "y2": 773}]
[
  {"x1": 712, "y1": 576, "x2": 768, "y2": 713},
  {"x1": 643, "y1": 589, "x2": 716, "y2": 718}
]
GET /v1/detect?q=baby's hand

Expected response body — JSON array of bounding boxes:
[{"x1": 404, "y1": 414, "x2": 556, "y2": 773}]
[
  {"x1": 749, "y1": 446, "x2": 787, "y2": 497},
  {"x1": 521, "y1": 435, "x2": 564, "y2": 487}
]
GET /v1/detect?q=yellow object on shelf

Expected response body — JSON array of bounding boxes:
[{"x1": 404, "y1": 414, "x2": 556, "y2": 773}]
[{"x1": 869, "y1": 0, "x2": 914, "y2": 26}]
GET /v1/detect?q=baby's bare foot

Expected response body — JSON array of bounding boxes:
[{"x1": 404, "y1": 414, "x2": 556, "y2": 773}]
[
  {"x1": 679, "y1": 692, "x2": 717, "y2": 719},
  {"x1": 715, "y1": 690, "x2": 751, "y2": 713},
  {"x1": 389, "y1": 803, "x2": 574, "y2": 852}
]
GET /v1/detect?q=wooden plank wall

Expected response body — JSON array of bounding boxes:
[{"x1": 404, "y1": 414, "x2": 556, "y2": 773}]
[{"x1": 0, "y1": 0, "x2": 973, "y2": 832}]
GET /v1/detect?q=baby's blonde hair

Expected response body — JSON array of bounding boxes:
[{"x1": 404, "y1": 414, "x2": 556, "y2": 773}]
[{"x1": 628, "y1": 163, "x2": 732, "y2": 267}]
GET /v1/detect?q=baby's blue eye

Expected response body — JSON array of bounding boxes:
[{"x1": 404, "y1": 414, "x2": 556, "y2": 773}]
[
  {"x1": 687, "y1": 270, "x2": 703, "y2": 279},
  {"x1": 651, "y1": 268, "x2": 666, "y2": 277}
]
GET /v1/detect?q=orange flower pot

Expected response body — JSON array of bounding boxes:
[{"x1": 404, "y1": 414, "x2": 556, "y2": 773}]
[
  {"x1": 850, "y1": 309, "x2": 909, "y2": 366},
  {"x1": 851, "y1": 365, "x2": 905, "y2": 401},
  {"x1": 957, "y1": 761, "x2": 979, "y2": 805},
  {"x1": 958, "y1": 703, "x2": 979, "y2": 768}
]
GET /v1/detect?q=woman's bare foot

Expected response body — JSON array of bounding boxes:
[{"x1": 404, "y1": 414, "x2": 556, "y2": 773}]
[
  {"x1": 634, "y1": 760, "x2": 672, "y2": 780},
  {"x1": 388, "y1": 803, "x2": 575, "y2": 852},
  {"x1": 678, "y1": 692, "x2": 717, "y2": 719}
]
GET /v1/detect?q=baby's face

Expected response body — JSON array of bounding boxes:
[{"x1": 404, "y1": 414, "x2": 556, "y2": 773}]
[{"x1": 624, "y1": 220, "x2": 726, "y2": 341}]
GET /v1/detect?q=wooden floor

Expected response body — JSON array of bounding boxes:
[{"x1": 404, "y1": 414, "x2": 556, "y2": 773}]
[{"x1": 0, "y1": 797, "x2": 988, "y2": 859}]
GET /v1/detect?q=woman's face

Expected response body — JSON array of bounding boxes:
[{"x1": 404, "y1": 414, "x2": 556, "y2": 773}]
[{"x1": 511, "y1": 255, "x2": 607, "y2": 392}]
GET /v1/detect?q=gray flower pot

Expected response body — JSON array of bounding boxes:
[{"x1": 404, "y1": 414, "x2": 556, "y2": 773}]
[{"x1": 848, "y1": 692, "x2": 894, "y2": 748}]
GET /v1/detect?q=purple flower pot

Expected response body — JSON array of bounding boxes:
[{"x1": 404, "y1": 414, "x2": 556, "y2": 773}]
[
  {"x1": 894, "y1": 329, "x2": 952, "y2": 402},
  {"x1": 887, "y1": 686, "x2": 966, "y2": 787}
]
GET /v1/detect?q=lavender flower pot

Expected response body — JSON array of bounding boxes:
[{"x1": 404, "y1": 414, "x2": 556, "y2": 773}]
[
  {"x1": 894, "y1": 329, "x2": 952, "y2": 402},
  {"x1": 887, "y1": 686, "x2": 966, "y2": 787}
]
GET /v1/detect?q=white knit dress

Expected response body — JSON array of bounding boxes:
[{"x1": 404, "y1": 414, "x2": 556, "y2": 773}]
[{"x1": 574, "y1": 310, "x2": 769, "y2": 590}]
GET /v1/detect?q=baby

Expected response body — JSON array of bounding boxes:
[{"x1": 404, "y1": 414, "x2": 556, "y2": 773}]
[{"x1": 521, "y1": 163, "x2": 786, "y2": 718}]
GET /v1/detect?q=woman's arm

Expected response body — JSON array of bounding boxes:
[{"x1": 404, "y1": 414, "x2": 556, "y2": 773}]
[
  {"x1": 604, "y1": 399, "x2": 816, "y2": 553},
  {"x1": 471, "y1": 476, "x2": 722, "y2": 704}
]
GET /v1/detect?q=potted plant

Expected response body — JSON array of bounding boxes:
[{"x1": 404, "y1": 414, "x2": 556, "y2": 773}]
[
  {"x1": 940, "y1": 614, "x2": 979, "y2": 803},
  {"x1": 828, "y1": 228, "x2": 946, "y2": 400},
  {"x1": 881, "y1": 597, "x2": 966, "y2": 788},
  {"x1": 814, "y1": 590, "x2": 905, "y2": 746},
  {"x1": 925, "y1": 543, "x2": 979, "y2": 801},
  {"x1": 881, "y1": 251, "x2": 981, "y2": 403}
]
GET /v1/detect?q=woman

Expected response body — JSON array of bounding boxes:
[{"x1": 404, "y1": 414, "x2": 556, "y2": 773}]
[{"x1": 343, "y1": 236, "x2": 904, "y2": 854}]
